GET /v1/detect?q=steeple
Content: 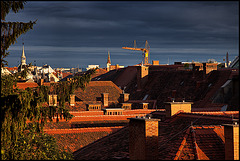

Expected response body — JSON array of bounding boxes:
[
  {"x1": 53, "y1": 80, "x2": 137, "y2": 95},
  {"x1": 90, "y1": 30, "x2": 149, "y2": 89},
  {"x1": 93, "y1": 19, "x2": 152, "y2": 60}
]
[
  {"x1": 107, "y1": 51, "x2": 111, "y2": 71},
  {"x1": 107, "y1": 50, "x2": 111, "y2": 64},
  {"x1": 21, "y1": 43, "x2": 26, "y2": 65},
  {"x1": 226, "y1": 52, "x2": 229, "y2": 67}
]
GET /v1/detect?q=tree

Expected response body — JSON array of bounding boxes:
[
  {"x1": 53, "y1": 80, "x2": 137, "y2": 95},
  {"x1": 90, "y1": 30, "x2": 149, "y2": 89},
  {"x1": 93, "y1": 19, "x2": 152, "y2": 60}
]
[
  {"x1": 1, "y1": 1, "x2": 96, "y2": 159},
  {"x1": 1, "y1": 1, "x2": 36, "y2": 67}
]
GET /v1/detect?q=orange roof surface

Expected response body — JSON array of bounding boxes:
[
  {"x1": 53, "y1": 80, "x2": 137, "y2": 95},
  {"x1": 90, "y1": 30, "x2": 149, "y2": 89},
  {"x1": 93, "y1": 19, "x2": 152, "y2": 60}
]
[
  {"x1": 62, "y1": 72, "x2": 72, "y2": 79},
  {"x1": 176, "y1": 125, "x2": 225, "y2": 160},
  {"x1": 91, "y1": 68, "x2": 108, "y2": 78},
  {"x1": 73, "y1": 110, "x2": 239, "y2": 160},
  {"x1": 43, "y1": 109, "x2": 154, "y2": 153},
  {"x1": 74, "y1": 81, "x2": 122, "y2": 104},
  {"x1": 6, "y1": 67, "x2": 18, "y2": 71},
  {"x1": 14, "y1": 82, "x2": 39, "y2": 90}
]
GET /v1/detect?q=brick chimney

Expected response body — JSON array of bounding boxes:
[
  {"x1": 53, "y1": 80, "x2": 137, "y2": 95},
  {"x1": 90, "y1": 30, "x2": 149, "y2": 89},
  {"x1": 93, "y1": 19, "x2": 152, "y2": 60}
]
[
  {"x1": 137, "y1": 66, "x2": 149, "y2": 91},
  {"x1": 152, "y1": 60, "x2": 159, "y2": 65},
  {"x1": 39, "y1": 78, "x2": 44, "y2": 86},
  {"x1": 223, "y1": 120, "x2": 239, "y2": 160},
  {"x1": 128, "y1": 117, "x2": 160, "y2": 160},
  {"x1": 70, "y1": 94, "x2": 75, "y2": 106},
  {"x1": 49, "y1": 94, "x2": 57, "y2": 106},
  {"x1": 101, "y1": 93, "x2": 109, "y2": 107},
  {"x1": 121, "y1": 103, "x2": 132, "y2": 110},
  {"x1": 164, "y1": 101, "x2": 193, "y2": 118},
  {"x1": 120, "y1": 93, "x2": 130, "y2": 103},
  {"x1": 140, "y1": 103, "x2": 149, "y2": 109}
]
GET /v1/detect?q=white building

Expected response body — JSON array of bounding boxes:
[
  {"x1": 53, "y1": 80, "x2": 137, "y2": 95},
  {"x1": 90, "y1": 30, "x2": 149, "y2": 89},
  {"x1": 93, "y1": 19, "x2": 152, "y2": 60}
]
[{"x1": 86, "y1": 65, "x2": 99, "y2": 71}]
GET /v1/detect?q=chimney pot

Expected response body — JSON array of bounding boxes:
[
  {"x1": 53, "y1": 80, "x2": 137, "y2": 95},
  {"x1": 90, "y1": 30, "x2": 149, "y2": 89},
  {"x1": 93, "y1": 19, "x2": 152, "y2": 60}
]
[
  {"x1": 49, "y1": 94, "x2": 57, "y2": 106},
  {"x1": 70, "y1": 94, "x2": 75, "y2": 106},
  {"x1": 120, "y1": 93, "x2": 130, "y2": 103},
  {"x1": 101, "y1": 93, "x2": 109, "y2": 107}
]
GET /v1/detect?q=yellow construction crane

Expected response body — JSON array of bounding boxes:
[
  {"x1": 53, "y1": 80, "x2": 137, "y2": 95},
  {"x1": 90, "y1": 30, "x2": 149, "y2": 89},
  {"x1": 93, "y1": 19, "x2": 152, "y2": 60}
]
[{"x1": 122, "y1": 40, "x2": 150, "y2": 65}]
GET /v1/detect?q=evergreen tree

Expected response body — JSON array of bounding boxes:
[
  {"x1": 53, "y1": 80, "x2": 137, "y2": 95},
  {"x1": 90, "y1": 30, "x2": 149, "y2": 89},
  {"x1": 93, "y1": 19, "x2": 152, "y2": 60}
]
[
  {"x1": 1, "y1": 1, "x2": 96, "y2": 159},
  {"x1": 1, "y1": 1, "x2": 36, "y2": 67}
]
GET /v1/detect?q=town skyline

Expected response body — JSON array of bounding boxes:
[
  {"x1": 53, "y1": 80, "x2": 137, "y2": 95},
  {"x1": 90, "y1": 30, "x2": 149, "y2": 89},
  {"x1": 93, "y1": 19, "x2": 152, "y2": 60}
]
[{"x1": 4, "y1": 1, "x2": 239, "y2": 68}]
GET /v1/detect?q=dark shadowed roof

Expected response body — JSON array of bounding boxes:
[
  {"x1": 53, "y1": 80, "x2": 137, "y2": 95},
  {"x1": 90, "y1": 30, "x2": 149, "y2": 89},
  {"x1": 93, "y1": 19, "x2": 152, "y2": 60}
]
[{"x1": 94, "y1": 65, "x2": 237, "y2": 111}]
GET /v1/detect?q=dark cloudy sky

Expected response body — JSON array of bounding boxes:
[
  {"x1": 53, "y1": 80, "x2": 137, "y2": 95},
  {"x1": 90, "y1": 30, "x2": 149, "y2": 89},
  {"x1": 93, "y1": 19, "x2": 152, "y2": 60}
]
[{"x1": 5, "y1": 1, "x2": 239, "y2": 69}]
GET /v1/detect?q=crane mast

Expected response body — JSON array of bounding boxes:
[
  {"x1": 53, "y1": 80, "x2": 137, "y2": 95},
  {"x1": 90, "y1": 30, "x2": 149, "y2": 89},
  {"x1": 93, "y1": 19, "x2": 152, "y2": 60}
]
[{"x1": 122, "y1": 40, "x2": 150, "y2": 65}]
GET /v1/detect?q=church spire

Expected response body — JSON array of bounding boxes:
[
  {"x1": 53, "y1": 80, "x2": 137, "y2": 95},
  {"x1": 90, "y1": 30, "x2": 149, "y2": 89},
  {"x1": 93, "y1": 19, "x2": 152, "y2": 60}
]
[
  {"x1": 106, "y1": 51, "x2": 111, "y2": 71},
  {"x1": 21, "y1": 43, "x2": 26, "y2": 65},
  {"x1": 107, "y1": 50, "x2": 111, "y2": 64}
]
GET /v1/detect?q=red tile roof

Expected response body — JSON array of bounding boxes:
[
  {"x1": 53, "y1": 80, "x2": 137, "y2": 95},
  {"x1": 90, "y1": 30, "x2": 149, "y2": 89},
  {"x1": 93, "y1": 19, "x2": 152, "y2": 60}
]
[
  {"x1": 73, "y1": 110, "x2": 239, "y2": 160},
  {"x1": 43, "y1": 109, "x2": 154, "y2": 154},
  {"x1": 62, "y1": 72, "x2": 72, "y2": 79},
  {"x1": 74, "y1": 81, "x2": 122, "y2": 104},
  {"x1": 177, "y1": 125, "x2": 225, "y2": 160},
  {"x1": 14, "y1": 82, "x2": 39, "y2": 90},
  {"x1": 6, "y1": 67, "x2": 18, "y2": 71},
  {"x1": 49, "y1": 128, "x2": 118, "y2": 153},
  {"x1": 91, "y1": 68, "x2": 108, "y2": 78},
  {"x1": 44, "y1": 126, "x2": 123, "y2": 134}
]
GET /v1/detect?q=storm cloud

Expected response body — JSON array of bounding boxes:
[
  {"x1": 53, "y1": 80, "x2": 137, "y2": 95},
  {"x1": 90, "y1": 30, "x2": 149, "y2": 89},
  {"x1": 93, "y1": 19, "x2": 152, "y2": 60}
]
[{"x1": 5, "y1": 1, "x2": 239, "y2": 68}]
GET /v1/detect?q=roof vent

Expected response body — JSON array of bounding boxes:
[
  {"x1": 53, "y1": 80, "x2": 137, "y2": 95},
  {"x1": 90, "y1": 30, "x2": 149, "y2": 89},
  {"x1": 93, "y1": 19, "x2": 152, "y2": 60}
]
[{"x1": 232, "y1": 119, "x2": 239, "y2": 125}]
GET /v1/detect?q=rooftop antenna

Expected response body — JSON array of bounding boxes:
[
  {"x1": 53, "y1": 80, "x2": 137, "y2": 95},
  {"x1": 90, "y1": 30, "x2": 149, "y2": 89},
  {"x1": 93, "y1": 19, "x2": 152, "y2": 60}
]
[{"x1": 123, "y1": 86, "x2": 126, "y2": 94}]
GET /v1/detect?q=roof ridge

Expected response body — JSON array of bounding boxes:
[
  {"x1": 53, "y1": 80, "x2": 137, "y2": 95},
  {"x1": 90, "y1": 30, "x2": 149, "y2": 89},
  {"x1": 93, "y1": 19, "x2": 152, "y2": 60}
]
[
  {"x1": 44, "y1": 126, "x2": 123, "y2": 134},
  {"x1": 174, "y1": 127, "x2": 191, "y2": 160},
  {"x1": 88, "y1": 81, "x2": 122, "y2": 93},
  {"x1": 191, "y1": 126, "x2": 199, "y2": 160},
  {"x1": 179, "y1": 111, "x2": 239, "y2": 119}
]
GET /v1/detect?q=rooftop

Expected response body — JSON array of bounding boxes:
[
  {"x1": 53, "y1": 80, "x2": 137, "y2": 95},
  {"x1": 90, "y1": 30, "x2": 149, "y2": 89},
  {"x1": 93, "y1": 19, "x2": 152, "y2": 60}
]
[{"x1": 73, "y1": 110, "x2": 239, "y2": 160}]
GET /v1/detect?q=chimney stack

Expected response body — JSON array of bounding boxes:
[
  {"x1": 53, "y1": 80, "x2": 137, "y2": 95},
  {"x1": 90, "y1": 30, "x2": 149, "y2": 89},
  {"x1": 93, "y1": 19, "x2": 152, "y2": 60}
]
[
  {"x1": 49, "y1": 94, "x2": 57, "y2": 106},
  {"x1": 140, "y1": 103, "x2": 149, "y2": 109},
  {"x1": 120, "y1": 93, "x2": 130, "y2": 103},
  {"x1": 101, "y1": 93, "x2": 109, "y2": 107},
  {"x1": 223, "y1": 120, "x2": 239, "y2": 160},
  {"x1": 137, "y1": 66, "x2": 149, "y2": 91},
  {"x1": 70, "y1": 94, "x2": 75, "y2": 106},
  {"x1": 128, "y1": 117, "x2": 160, "y2": 160},
  {"x1": 39, "y1": 78, "x2": 44, "y2": 86},
  {"x1": 164, "y1": 101, "x2": 193, "y2": 118}
]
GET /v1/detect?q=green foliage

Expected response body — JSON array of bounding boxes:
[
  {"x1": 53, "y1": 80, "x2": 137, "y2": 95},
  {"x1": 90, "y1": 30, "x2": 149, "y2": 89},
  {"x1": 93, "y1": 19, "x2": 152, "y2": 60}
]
[
  {"x1": 1, "y1": 1, "x2": 96, "y2": 160},
  {"x1": 1, "y1": 1, "x2": 25, "y2": 21},
  {"x1": 1, "y1": 123, "x2": 73, "y2": 160},
  {"x1": 1, "y1": 1, "x2": 37, "y2": 67},
  {"x1": 52, "y1": 69, "x2": 96, "y2": 112},
  {"x1": 184, "y1": 63, "x2": 189, "y2": 68},
  {"x1": 1, "y1": 69, "x2": 96, "y2": 160}
]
